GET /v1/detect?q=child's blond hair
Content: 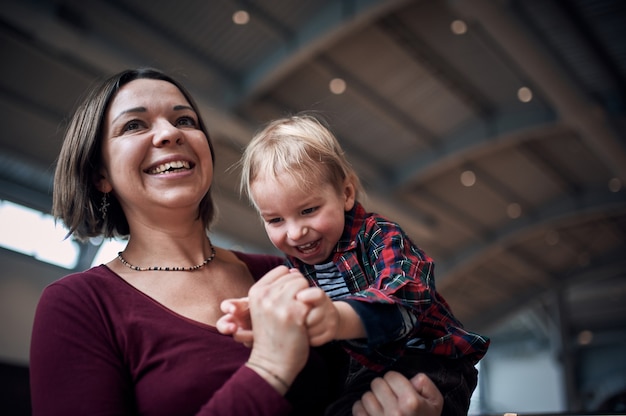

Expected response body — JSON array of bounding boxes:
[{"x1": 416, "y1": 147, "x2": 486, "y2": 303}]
[{"x1": 240, "y1": 114, "x2": 364, "y2": 208}]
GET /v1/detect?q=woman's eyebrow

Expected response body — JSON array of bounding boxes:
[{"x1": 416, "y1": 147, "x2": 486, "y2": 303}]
[
  {"x1": 111, "y1": 106, "x2": 146, "y2": 124},
  {"x1": 173, "y1": 104, "x2": 194, "y2": 112}
]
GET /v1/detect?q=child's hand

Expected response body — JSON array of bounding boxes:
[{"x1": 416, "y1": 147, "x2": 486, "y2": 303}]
[
  {"x1": 217, "y1": 297, "x2": 254, "y2": 347},
  {"x1": 296, "y1": 287, "x2": 339, "y2": 346}
]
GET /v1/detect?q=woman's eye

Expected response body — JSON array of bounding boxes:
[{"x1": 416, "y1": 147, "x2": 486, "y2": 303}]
[
  {"x1": 122, "y1": 120, "x2": 143, "y2": 132},
  {"x1": 177, "y1": 116, "x2": 197, "y2": 127}
]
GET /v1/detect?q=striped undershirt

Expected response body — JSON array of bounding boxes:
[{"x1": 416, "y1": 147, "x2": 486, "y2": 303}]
[{"x1": 313, "y1": 261, "x2": 350, "y2": 300}]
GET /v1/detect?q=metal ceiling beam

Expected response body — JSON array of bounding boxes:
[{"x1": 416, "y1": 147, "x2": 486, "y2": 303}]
[
  {"x1": 450, "y1": 0, "x2": 626, "y2": 182},
  {"x1": 553, "y1": 0, "x2": 626, "y2": 110},
  {"x1": 314, "y1": 54, "x2": 439, "y2": 148},
  {"x1": 0, "y1": 0, "x2": 256, "y2": 148},
  {"x1": 105, "y1": 0, "x2": 238, "y2": 85},
  {"x1": 387, "y1": 108, "x2": 558, "y2": 189},
  {"x1": 0, "y1": 151, "x2": 53, "y2": 213},
  {"x1": 437, "y1": 187, "x2": 626, "y2": 281},
  {"x1": 237, "y1": 0, "x2": 412, "y2": 103},
  {"x1": 0, "y1": 0, "x2": 143, "y2": 76},
  {"x1": 377, "y1": 13, "x2": 495, "y2": 119},
  {"x1": 468, "y1": 247, "x2": 626, "y2": 331}
]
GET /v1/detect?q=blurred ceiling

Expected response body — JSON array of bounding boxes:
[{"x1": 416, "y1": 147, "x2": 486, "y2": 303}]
[{"x1": 1, "y1": 0, "x2": 625, "y2": 357}]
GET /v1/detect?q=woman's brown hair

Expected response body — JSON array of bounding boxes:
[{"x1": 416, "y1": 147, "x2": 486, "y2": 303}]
[{"x1": 52, "y1": 68, "x2": 216, "y2": 242}]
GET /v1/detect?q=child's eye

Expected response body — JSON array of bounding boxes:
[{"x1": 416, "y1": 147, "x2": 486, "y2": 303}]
[
  {"x1": 266, "y1": 217, "x2": 283, "y2": 224},
  {"x1": 302, "y1": 207, "x2": 318, "y2": 215}
]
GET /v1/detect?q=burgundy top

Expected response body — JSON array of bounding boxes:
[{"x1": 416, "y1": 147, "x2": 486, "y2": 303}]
[{"x1": 30, "y1": 252, "x2": 331, "y2": 415}]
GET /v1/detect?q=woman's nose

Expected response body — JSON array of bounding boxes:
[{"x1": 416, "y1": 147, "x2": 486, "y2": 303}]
[{"x1": 153, "y1": 121, "x2": 183, "y2": 147}]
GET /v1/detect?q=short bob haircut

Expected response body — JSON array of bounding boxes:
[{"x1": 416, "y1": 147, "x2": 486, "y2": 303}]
[{"x1": 52, "y1": 68, "x2": 216, "y2": 242}]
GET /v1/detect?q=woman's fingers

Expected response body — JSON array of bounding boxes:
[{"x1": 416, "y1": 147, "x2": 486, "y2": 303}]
[
  {"x1": 410, "y1": 373, "x2": 443, "y2": 411},
  {"x1": 351, "y1": 371, "x2": 443, "y2": 416},
  {"x1": 352, "y1": 392, "x2": 381, "y2": 416},
  {"x1": 375, "y1": 373, "x2": 404, "y2": 408},
  {"x1": 250, "y1": 265, "x2": 291, "y2": 289},
  {"x1": 355, "y1": 385, "x2": 387, "y2": 415}
]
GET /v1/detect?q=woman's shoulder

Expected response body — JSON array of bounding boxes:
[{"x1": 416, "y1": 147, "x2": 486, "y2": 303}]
[
  {"x1": 39, "y1": 265, "x2": 127, "y2": 307},
  {"x1": 48, "y1": 264, "x2": 118, "y2": 287}
]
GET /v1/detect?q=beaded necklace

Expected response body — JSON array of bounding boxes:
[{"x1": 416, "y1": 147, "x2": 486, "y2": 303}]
[{"x1": 117, "y1": 244, "x2": 216, "y2": 271}]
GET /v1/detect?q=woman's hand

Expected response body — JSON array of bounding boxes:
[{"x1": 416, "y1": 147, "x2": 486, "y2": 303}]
[
  {"x1": 352, "y1": 372, "x2": 443, "y2": 416},
  {"x1": 245, "y1": 266, "x2": 312, "y2": 394}
]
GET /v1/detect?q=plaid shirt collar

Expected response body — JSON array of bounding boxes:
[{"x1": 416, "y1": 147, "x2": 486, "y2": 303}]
[{"x1": 335, "y1": 201, "x2": 366, "y2": 254}]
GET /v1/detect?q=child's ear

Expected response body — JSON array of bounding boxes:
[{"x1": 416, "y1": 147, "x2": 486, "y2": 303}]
[{"x1": 343, "y1": 180, "x2": 356, "y2": 211}]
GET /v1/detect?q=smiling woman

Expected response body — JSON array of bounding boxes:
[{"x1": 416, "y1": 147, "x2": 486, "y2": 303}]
[{"x1": 31, "y1": 68, "x2": 326, "y2": 415}]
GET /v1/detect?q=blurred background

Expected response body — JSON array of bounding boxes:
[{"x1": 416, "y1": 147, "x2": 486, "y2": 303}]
[{"x1": 1, "y1": 0, "x2": 625, "y2": 414}]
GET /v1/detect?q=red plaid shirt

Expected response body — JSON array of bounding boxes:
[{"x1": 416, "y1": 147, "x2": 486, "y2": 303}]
[{"x1": 287, "y1": 202, "x2": 489, "y2": 370}]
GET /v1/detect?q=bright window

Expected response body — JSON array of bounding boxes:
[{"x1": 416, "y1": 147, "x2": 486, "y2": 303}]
[
  {"x1": 0, "y1": 199, "x2": 80, "y2": 269},
  {"x1": 90, "y1": 237, "x2": 128, "y2": 267}
]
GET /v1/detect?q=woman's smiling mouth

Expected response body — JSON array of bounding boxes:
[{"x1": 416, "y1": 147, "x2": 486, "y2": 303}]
[{"x1": 146, "y1": 160, "x2": 192, "y2": 174}]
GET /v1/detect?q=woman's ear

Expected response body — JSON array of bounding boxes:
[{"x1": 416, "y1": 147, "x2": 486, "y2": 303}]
[{"x1": 94, "y1": 171, "x2": 112, "y2": 193}]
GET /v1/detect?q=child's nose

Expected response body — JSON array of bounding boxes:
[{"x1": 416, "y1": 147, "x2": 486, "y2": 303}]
[{"x1": 287, "y1": 225, "x2": 308, "y2": 241}]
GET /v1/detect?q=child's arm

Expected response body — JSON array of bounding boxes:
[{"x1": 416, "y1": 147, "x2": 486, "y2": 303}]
[{"x1": 296, "y1": 288, "x2": 366, "y2": 346}]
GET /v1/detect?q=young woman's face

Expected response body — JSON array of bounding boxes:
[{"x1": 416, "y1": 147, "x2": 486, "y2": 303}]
[
  {"x1": 98, "y1": 79, "x2": 213, "y2": 221},
  {"x1": 251, "y1": 171, "x2": 355, "y2": 265}
]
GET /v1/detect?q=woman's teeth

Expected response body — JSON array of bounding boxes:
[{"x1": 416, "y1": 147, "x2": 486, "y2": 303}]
[{"x1": 148, "y1": 160, "x2": 191, "y2": 174}]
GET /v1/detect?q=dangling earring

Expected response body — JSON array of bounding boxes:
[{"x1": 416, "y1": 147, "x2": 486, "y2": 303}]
[{"x1": 99, "y1": 192, "x2": 110, "y2": 220}]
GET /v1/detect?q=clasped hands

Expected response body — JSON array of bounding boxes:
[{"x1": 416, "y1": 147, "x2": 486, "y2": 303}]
[{"x1": 216, "y1": 265, "x2": 337, "y2": 347}]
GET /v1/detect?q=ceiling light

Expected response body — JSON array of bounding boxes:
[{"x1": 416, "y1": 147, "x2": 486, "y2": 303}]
[
  {"x1": 577, "y1": 330, "x2": 593, "y2": 345},
  {"x1": 329, "y1": 78, "x2": 346, "y2": 95},
  {"x1": 460, "y1": 170, "x2": 476, "y2": 187},
  {"x1": 506, "y1": 203, "x2": 522, "y2": 219},
  {"x1": 608, "y1": 177, "x2": 622, "y2": 192},
  {"x1": 517, "y1": 86, "x2": 533, "y2": 103},
  {"x1": 232, "y1": 10, "x2": 250, "y2": 25},
  {"x1": 450, "y1": 19, "x2": 467, "y2": 35}
]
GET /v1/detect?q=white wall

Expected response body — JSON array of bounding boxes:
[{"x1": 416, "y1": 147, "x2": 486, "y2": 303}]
[{"x1": 480, "y1": 348, "x2": 566, "y2": 413}]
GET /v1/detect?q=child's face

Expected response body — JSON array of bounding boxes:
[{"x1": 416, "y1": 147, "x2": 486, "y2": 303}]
[{"x1": 251, "y1": 171, "x2": 355, "y2": 265}]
